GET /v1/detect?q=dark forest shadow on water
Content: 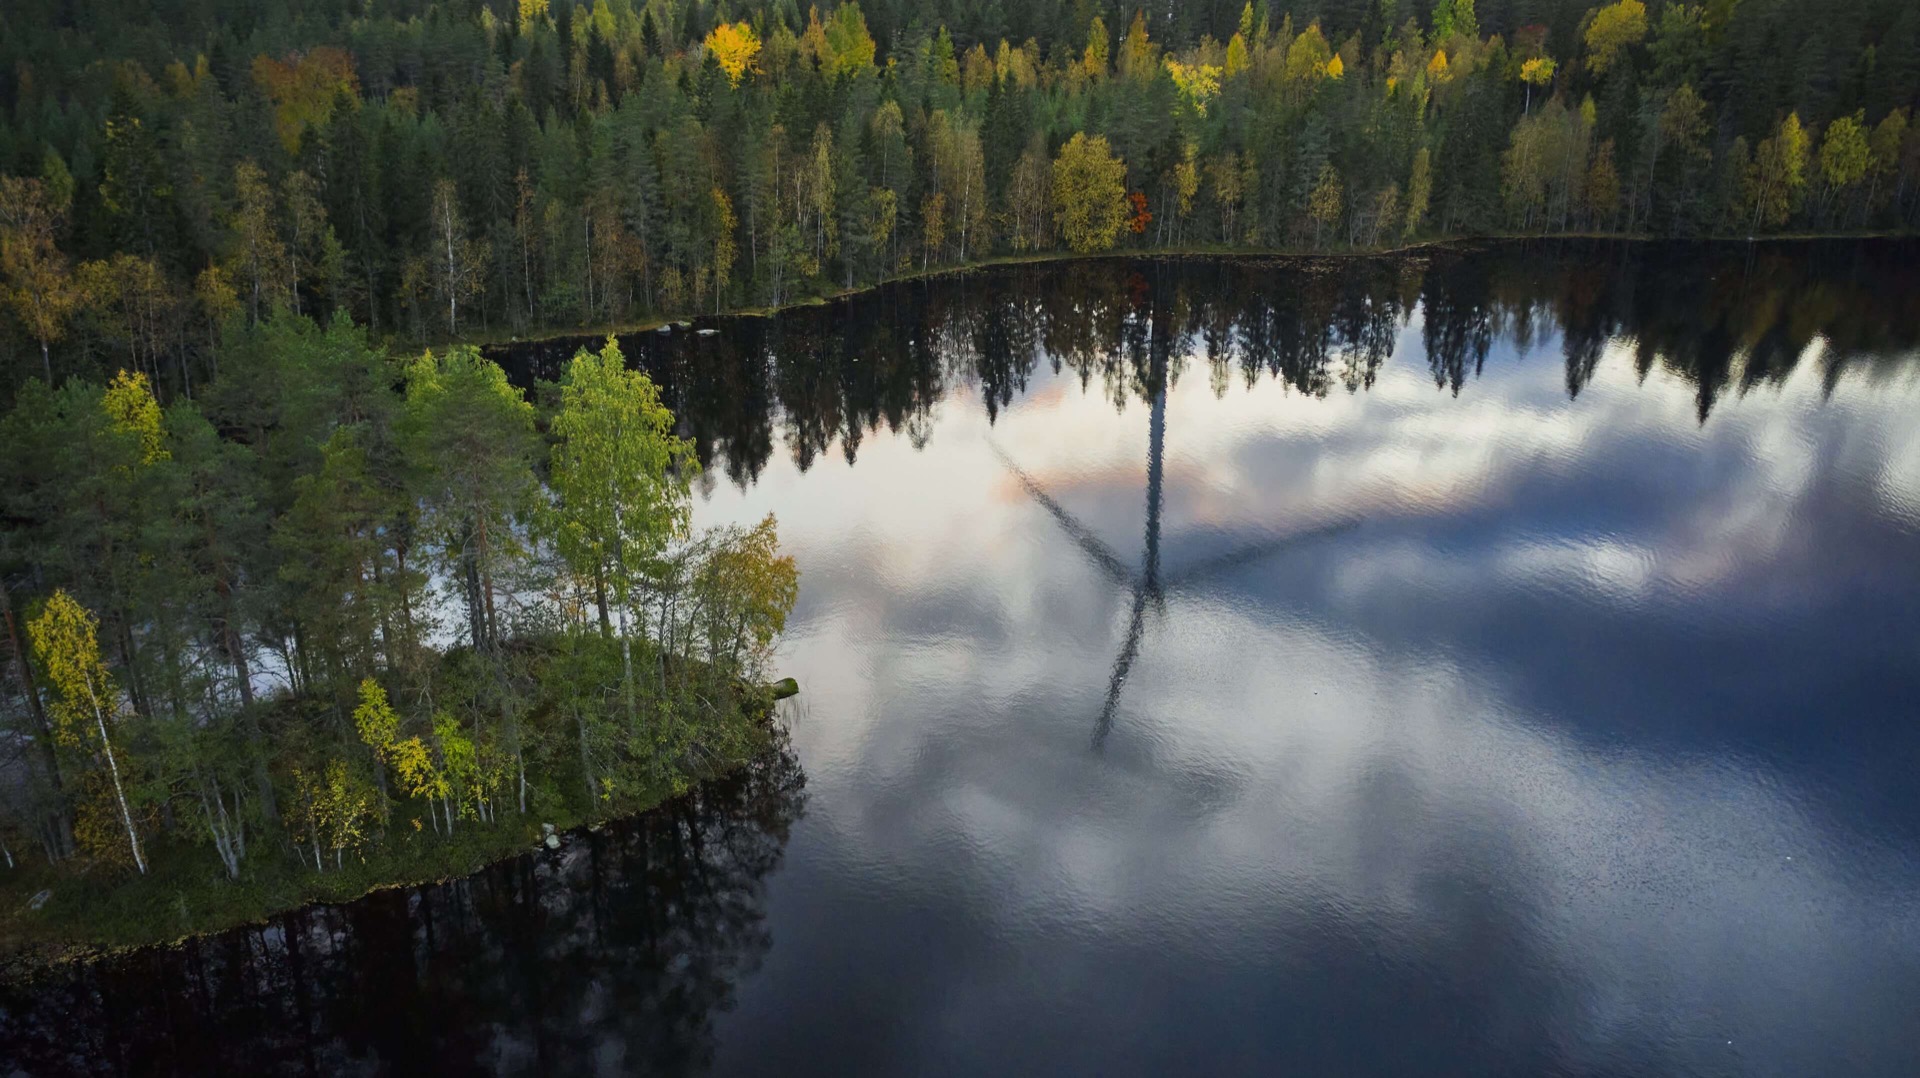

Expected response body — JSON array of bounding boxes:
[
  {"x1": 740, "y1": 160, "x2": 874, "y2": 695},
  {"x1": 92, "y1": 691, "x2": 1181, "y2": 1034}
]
[
  {"x1": 0, "y1": 731, "x2": 807, "y2": 1077},
  {"x1": 491, "y1": 240, "x2": 1920, "y2": 484}
]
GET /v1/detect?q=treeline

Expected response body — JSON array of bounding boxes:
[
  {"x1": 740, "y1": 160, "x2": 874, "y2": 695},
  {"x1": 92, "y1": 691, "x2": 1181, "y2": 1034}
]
[
  {"x1": 0, "y1": 319, "x2": 797, "y2": 901},
  {"x1": 4, "y1": 0, "x2": 1920, "y2": 396},
  {"x1": 516, "y1": 241, "x2": 1920, "y2": 488}
]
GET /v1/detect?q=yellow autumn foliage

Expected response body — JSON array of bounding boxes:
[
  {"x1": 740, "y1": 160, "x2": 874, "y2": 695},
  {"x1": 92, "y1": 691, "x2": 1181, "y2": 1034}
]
[
  {"x1": 1585, "y1": 0, "x2": 1649, "y2": 76},
  {"x1": 353, "y1": 677, "x2": 399, "y2": 760},
  {"x1": 103, "y1": 369, "x2": 168, "y2": 464},
  {"x1": 706, "y1": 22, "x2": 762, "y2": 86},
  {"x1": 1166, "y1": 59, "x2": 1223, "y2": 113},
  {"x1": 30, "y1": 590, "x2": 114, "y2": 749}
]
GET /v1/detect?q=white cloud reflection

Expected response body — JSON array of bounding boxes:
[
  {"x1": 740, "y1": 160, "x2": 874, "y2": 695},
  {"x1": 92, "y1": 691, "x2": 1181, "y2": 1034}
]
[{"x1": 700, "y1": 316, "x2": 1920, "y2": 1075}]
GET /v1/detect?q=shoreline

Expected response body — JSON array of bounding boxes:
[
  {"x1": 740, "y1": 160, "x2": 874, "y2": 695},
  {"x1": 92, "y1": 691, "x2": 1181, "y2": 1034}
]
[
  {"x1": 0, "y1": 721, "x2": 775, "y2": 979},
  {"x1": 7, "y1": 230, "x2": 1910, "y2": 974},
  {"x1": 410, "y1": 231, "x2": 1919, "y2": 354}
]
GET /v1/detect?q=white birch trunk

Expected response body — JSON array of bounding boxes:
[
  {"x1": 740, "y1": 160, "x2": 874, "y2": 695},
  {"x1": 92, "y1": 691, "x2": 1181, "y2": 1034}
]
[{"x1": 83, "y1": 674, "x2": 145, "y2": 874}]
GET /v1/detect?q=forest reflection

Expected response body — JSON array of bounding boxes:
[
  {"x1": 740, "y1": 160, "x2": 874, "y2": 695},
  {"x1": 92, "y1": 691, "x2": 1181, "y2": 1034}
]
[
  {"x1": 498, "y1": 240, "x2": 1920, "y2": 488},
  {"x1": 0, "y1": 731, "x2": 807, "y2": 1076}
]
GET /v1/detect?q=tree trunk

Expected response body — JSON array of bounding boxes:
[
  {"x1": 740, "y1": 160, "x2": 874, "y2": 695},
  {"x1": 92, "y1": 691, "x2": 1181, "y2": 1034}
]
[
  {"x1": 462, "y1": 527, "x2": 486, "y2": 651},
  {"x1": 1, "y1": 582, "x2": 64, "y2": 805},
  {"x1": 575, "y1": 700, "x2": 596, "y2": 802},
  {"x1": 83, "y1": 674, "x2": 145, "y2": 874},
  {"x1": 445, "y1": 195, "x2": 460, "y2": 335},
  {"x1": 477, "y1": 517, "x2": 498, "y2": 649},
  {"x1": 607, "y1": 497, "x2": 638, "y2": 729},
  {"x1": 594, "y1": 565, "x2": 612, "y2": 639}
]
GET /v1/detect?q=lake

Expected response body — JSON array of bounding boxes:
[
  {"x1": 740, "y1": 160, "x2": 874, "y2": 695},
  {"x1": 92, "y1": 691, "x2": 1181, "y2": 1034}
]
[{"x1": 6, "y1": 241, "x2": 1920, "y2": 1075}]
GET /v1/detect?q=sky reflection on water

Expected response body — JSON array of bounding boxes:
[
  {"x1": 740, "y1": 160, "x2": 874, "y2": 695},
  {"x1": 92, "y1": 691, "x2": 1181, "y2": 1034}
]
[
  {"x1": 681, "y1": 246, "x2": 1920, "y2": 1076},
  {"x1": 6, "y1": 243, "x2": 1918, "y2": 1076}
]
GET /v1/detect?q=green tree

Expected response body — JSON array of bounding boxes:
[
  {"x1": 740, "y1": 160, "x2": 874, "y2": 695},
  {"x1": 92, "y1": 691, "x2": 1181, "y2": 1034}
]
[
  {"x1": 546, "y1": 338, "x2": 695, "y2": 724},
  {"x1": 274, "y1": 421, "x2": 421, "y2": 687},
  {"x1": 1308, "y1": 164, "x2": 1344, "y2": 245},
  {"x1": 1818, "y1": 111, "x2": 1871, "y2": 222},
  {"x1": 1585, "y1": 1, "x2": 1649, "y2": 76},
  {"x1": 226, "y1": 162, "x2": 287, "y2": 326},
  {"x1": 428, "y1": 180, "x2": 489, "y2": 336},
  {"x1": 929, "y1": 113, "x2": 986, "y2": 261},
  {"x1": 821, "y1": 3, "x2": 878, "y2": 78},
  {"x1": 0, "y1": 176, "x2": 80, "y2": 382},
  {"x1": 1052, "y1": 133, "x2": 1129, "y2": 253},
  {"x1": 1866, "y1": 109, "x2": 1912, "y2": 219},
  {"x1": 1657, "y1": 84, "x2": 1713, "y2": 229},
  {"x1": 401, "y1": 347, "x2": 540, "y2": 653},
  {"x1": 282, "y1": 170, "x2": 334, "y2": 319},
  {"x1": 1404, "y1": 148, "x2": 1434, "y2": 238},
  {"x1": 1008, "y1": 141, "x2": 1054, "y2": 251},
  {"x1": 1748, "y1": 112, "x2": 1810, "y2": 230},
  {"x1": 1433, "y1": 0, "x2": 1481, "y2": 44}
]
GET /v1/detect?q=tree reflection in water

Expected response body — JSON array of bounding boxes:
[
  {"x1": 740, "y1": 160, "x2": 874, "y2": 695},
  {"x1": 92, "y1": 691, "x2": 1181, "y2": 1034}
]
[
  {"x1": 0, "y1": 729, "x2": 807, "y2": 1076},
  {"x1": 496, "y1": 240, "x2": 1920, "y2": 485}
]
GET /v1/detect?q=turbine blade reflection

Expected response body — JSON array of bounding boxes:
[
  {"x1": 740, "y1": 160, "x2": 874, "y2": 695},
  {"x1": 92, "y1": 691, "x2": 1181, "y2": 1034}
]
[
  {"x1": 989, "y1": 438, "x2": 1136, "y2": 588},
  {"x1": 1095, "y1": 584, "x2": 1154, "y2": 749},
  {"x1": 1165, "y1": 519, "x2": 1363, "y2": 591}
]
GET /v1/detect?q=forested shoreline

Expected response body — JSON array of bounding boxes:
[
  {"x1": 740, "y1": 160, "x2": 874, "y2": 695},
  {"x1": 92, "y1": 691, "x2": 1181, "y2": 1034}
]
[
  {"x1": 2, "y1": 0, "x2": 1919, "y2": 951},
  {"x1": 3, "y1": 0, "x2": 1920, "y2": 395},
  {"x1": 0, "y1": 324, "x2": 798, "y2": 953}
]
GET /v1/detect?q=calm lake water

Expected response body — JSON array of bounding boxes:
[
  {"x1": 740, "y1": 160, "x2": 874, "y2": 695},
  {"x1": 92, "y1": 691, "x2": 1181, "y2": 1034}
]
[{"x1": 7, "y1": 241, "x2": 1920, "y2": 1075}]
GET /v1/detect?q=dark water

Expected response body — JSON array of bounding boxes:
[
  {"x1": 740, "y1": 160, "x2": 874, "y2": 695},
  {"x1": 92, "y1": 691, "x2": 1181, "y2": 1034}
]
[{"x1": 7, "y1": 241, "x2": 1920, "y2": 1075}]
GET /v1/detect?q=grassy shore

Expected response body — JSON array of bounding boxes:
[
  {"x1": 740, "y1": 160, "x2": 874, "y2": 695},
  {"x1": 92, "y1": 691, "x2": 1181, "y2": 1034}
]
[{"x1": 0, "y1": 723, "x2": 772, "y2": 973}]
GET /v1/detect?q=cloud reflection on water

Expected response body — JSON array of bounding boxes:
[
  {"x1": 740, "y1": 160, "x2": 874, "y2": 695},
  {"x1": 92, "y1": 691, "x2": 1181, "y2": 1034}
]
[{"x1": 693, "y1": 253, "x2": 1920, "y2": 1075}]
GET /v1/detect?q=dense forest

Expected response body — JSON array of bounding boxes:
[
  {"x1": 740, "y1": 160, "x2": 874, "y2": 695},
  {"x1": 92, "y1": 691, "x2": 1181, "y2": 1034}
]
[
  {"x1": 3, "y1": 0, "x2": 1920, "y2": 393},
  {"x1": 0, "y1": 324, "x2": 798, "y2": 943}
]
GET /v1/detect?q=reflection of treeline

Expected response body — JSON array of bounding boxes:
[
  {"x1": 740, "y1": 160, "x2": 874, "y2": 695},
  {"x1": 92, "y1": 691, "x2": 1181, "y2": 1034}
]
[
  {"x1": 0, "y1": 325, "x2": 798, "y2": 934},
  {"x1": 6, "y1": 0, "x2": 1920, "y2": 395},
  {"x1": 514, "y1": 242, "x2": 1917, "y2": 483},
  {"x1": 0, "y1": 730, "x2": 807, "y2": 1075}
]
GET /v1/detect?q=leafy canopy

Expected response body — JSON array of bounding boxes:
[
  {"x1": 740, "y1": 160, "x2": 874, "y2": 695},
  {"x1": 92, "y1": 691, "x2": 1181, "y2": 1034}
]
[
  {"x1": 1585, "y1": 1, "x2": 1650, "y2": 76},
  {"x1": 1052, "y1": 133, "x2": 1128, "y2": 254}
]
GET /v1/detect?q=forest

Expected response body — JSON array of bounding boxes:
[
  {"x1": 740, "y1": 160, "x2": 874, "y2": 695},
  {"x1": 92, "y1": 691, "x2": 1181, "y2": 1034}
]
[
  {"x1": 0, "y1": 324, "x2": 798, "y2": 946},
  {"x1": 2, "y1": 0, "x2": 1919, "y2": 393},
  {"x1": 1, "y1": 0, "x2": 1919, "y2": 943}
]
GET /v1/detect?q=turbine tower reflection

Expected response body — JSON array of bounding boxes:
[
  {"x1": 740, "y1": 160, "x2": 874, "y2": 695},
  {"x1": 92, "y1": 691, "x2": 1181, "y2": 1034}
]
[{"x1": 993, "y1": 267, "x2": 1358, "y2": 748}]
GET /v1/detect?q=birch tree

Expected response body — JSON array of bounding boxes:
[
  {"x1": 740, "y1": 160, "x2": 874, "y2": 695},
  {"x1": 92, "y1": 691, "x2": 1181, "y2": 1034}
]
[
  {"x1": 547, "y1": 339, "x2": 695, "y2": 725},
  {"x1": 29, "y1": 590, "x2": 146, "y2": 874},
  {"x1": 0, "y1": 175, "x2": 80, "y2": 382},
  {"x1": 429, "y1": 179, "x2": 489, "y2": 335}
]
